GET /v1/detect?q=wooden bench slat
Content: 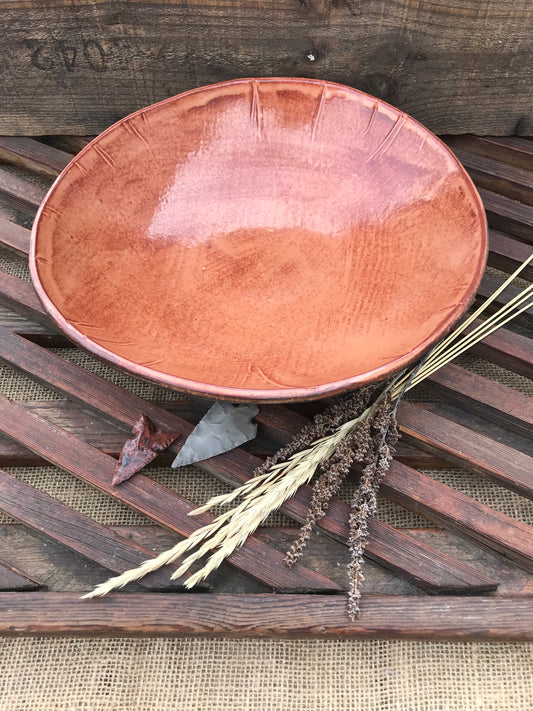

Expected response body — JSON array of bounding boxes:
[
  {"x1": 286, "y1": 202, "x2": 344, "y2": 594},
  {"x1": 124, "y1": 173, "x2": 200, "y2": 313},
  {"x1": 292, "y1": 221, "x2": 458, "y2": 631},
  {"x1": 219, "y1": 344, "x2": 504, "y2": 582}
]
[
  {"x1": 450, "y1": 146, "x2": 533, "y2": 205},
  {"x1": 0, "y1": 399, "x2": 443, "y2": 469},
  {"x1": 0, "y1": 559, "x2": 42, "y2": 592},
  {"x1": 0, "y1": 166, "x2": 47, "y2": 216},
  {"x1": 488, "y1": 229, "x2": 533, "y2": 280},
  {"x1": 0, "y1": 137, "x2": 70, "y2": 179},
  {"x1": 445, "y1": 136, "x2": 533, "y2": 172},
  {"x1": 397, "y1": 401, "x2": 533, "y2": 498},
  {"x1": 468, "y1": 319, "x2": 533, "y2": 378},
  {"x1": 1, "y1": 592, "x2": 532, "y2": 640},
  {"x1": 477, "y1": 273, "x2": 533, "y2": 328},
  {"x1": 0, "y1": 215, "x2": 31, "y2": 257},
  {"x1": 0, "y1": 468, "x2": 201, "y2": 591},
  {"x1": 0, "y1": 326, "x2": 494, "y2": 594},
  {"x1": 0, "y1": 393, "x2": 342, "y2": 594},
  {"x1": 479, "y1": 187, "x2": 533, "y2": 243},
  {"x1": 420, "y1": 362, "x2": 533, "y2": 438},
  {"x1": 381, "y1": 461, "x2": 533, "y2": 572}
]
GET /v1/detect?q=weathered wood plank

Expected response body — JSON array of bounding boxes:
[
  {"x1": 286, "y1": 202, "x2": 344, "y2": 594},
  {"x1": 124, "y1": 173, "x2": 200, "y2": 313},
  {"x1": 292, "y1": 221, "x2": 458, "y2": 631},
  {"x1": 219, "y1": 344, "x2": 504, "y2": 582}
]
[
  {"x1": 488, "y1": 230, "x2": 533, "y2": 280},
  {"x1": 445, "y1": 136, "x2": 533, "y2": 172},
  {"x1": 0, "y1": 166, "x2": 47, "y2": 215},
  {"x1": 476, "y1": 273, "x2": 533, "y2": 329},
  {"x1": 0, "y1": 269, "x2": 57, "y2": 327},
  {"x1": 0, "y1": 468, "x2": 195, "y2": 591},
  {"x1": 0, "y1": 560, "x2": 41, "y2": 591},
  {"x1": 0, "y1": 326, "x2": 497, "y2": 593},
  {"x1": 479, "y1": 187, "x2": 533, "y2": 243},
  {"x1": 0, "y1": 393, "x2": 342, "y2": 593},
  {"x1": 449, "y1": 146, "x2": 533, "y2": 205},
  {"x1": 0, "y1": 216, "x2": 31, "y2": 257},
  {"x1": 0, "y1": 399, "x2": 442, "y2": 468},
  {"x1": 1, "y1": 593, "x2": 532, "y2": 640},
  {"x1": 420, "y1": 363, "x2": 533, "y2": 438},
  {"x1": 0, "y1": 137, "x2": 70, "y2": 178},
  {"x1": 1, "y1": 2, "x2": 532, "y2": 136},
  {"x1": 0, "y1": 306, "x2": 67, "y2": 346},
  {"x1": 381, "y1": 461, "x2": 533, "y2": 572},
  {"x1": 397, "y1": 401, "x2": 533, "y2": 498},
  {"x1": 468, "y1": 320, "x2": 533, "y2": 378}
]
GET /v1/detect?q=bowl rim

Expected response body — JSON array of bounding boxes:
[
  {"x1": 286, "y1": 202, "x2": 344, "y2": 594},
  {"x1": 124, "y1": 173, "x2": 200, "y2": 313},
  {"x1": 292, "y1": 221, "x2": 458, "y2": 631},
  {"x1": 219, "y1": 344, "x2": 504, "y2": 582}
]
[{"x1": 29, "y1": 76, "x2": 488, "y2": 402}]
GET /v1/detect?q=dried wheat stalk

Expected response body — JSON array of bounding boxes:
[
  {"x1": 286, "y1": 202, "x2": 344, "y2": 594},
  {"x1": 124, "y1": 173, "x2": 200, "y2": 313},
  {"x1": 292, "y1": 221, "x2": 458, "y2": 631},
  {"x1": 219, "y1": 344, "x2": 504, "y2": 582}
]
[{"x1": 84, "y1": 255, "x2": 532, "y2": 613}]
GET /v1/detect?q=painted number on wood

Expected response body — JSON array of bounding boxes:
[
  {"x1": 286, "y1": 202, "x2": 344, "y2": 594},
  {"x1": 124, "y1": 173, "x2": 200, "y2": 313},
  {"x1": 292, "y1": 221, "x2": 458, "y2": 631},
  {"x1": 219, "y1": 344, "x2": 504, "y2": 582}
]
[{"x1": 25, "y1": 39, "x2": 108, "y2": 73}]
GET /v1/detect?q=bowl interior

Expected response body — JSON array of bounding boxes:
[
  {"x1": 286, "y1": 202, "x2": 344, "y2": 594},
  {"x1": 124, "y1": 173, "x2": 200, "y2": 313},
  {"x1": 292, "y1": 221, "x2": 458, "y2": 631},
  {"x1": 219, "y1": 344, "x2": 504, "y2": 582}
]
[{"x1": 31, "y1": 78, "x2": 487, "y2": 401}]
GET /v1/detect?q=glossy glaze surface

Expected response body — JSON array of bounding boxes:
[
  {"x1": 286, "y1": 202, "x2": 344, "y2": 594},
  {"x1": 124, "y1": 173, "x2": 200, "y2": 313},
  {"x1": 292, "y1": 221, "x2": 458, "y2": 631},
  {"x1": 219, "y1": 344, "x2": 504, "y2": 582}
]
[{"x1": 30, "y1": 78, "x2": 487, "y2": 401}]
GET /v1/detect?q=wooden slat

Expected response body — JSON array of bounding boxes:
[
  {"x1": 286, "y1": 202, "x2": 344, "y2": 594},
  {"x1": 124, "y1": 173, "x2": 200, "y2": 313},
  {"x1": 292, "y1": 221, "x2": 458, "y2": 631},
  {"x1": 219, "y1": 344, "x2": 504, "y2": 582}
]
[
  {"x1": 0, "y1": 166, "x2": 47, "y2": 215},
  {"x1": 479, "y1": 187, "x2": 533, "y2": 243},
  {"x1": 450, "y1": 146, "x2": 533, "y2": 205},
  {"x1": 381, "y1": 461, "x2": 533, "y2": 572},
  {"x1": 256, "y1": 406, "x2": 533, "y2": 574},
  {"x1": 0, "y1": 468, "x2": 195, "y2": 591},
  {"x1": 1, "y1": 592, "x2": 532, "y2": 640},
  {"x1": 44, "y1": 136, "x2": 93, "y2": 155},
  {"x1": 0, "y1": 393, "x2": 342, "y2": 594},
  {"x1": 0, "y1": 306, "x2": 66, "y2": 346},
  {"x1": 0, "y1": 137, "x2": 70, "y2": 179},
  {"x1": 445, "y1": 136, "x2": 533, "y2": 172},
  {"x1": 0, "y1": 560, "x2": 41, "y2": 592},
  {"x1": 0, "y1": 269, "x2": 56, "y2": 327},
  {"x1": 1, "y1": 2, "x2": 532, "y2": 136},
  {"x1": 488, "y1": 230, "x2": 533, "y2": 280},
  {"x1": 0, "y1": 399, "x2": 443, "y2": 469},
  {"x1": 0, "y1": 215, "x2": 31, "y2": 257},
  {"x1": 476, "y1": 273, "x2": 533, "y2": 328},
  {"x1": 468, "y1": 320, "x2": 533, "y2": 378},
  {"x1": 0, "y1": 326, "x2": 497, "y2": 594},
  {"x1": 397, "y1": 401, "x2": 533, "y2": 499},
  {"x1": 421, "y1": 363, "x2": 533, "y2": 438}
]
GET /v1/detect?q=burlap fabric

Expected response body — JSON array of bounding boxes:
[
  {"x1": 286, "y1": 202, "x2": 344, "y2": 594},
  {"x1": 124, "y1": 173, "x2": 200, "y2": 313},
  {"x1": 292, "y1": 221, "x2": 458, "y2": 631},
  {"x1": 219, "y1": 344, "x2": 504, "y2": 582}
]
[{"x1": 0, "y1": 247, "x2": 532, "y2": 710}]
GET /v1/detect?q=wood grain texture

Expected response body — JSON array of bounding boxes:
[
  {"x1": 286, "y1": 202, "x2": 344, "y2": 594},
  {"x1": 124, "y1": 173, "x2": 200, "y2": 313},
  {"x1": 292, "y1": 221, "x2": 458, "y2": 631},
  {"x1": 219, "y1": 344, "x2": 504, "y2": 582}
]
[
  {"x1": 0, "y1": 393, "x2": 343, "y2": 593},
  {"x1": 488, "y1": 230, "x2": 533, "y2": 280},
  {"x1": 420, "y1": 363, "x2": 533, "y2": 438},
  {"x1": 0, "y1": 216, "x2": 31, "y2": 257},
  {"x1": 397, "y1": 401, "x2": 533, "y2": 499},
  {"x1": 0, "y1": 1, "x2": 532, "y2": 136},
  {"x1": 0, "y1": 560, "x2": 41, "y2": 591},
  {"x1": 1, "y1": 592, "x2": 532, "y2": 640},
  {"x1": 381, "y1": 461, "x2": 533, "y2": 572},
  {"x1": 0, "y1": 326, "x2": 498, "y2": 593},
  {"x1": 0, "y1": 468, "x2": 196, "y2": 590},
  {"x1": 0, "y1": 137, "x2": 70, "y2": 178},
  {"x1": 451, "y1": 147, "x2": 533, "y2": 206},
  {"x1": 445, "y1": 136, "x2": 533, "y2": 172}
]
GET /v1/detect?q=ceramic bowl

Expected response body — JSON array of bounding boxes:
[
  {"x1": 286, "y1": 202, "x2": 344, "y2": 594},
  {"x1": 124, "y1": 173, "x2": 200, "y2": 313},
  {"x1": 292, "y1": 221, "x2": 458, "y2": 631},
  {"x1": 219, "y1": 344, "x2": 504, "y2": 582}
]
[{"x1": 30, "y1": 78, "x2": 487, "y2": 402}]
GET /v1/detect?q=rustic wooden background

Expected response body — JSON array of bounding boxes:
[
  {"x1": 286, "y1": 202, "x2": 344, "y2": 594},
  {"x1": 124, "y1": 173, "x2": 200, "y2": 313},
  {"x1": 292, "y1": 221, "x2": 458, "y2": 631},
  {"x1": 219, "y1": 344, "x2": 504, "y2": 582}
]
[{"x1": 1, "y1": 0, "x2": 532, "y2": 136}]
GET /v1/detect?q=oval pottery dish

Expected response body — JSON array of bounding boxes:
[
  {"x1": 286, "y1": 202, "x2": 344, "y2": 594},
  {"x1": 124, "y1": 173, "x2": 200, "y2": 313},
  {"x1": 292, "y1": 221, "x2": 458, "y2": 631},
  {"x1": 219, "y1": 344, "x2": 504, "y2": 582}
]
[{"x1": 30, "y1": 78, "x2": 487, "y2": 402}]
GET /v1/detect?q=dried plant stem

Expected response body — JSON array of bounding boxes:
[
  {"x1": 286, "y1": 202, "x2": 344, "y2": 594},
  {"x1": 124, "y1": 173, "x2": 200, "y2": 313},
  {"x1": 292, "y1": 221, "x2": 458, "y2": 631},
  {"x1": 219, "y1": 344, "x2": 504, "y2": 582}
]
[{"x1": 84, "y1": 256, "x2": 532, "y2": 605}]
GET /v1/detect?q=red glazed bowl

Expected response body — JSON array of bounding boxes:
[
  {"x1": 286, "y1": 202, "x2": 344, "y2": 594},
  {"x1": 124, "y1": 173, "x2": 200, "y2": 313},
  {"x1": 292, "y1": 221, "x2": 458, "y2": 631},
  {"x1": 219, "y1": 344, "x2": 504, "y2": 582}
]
[{"x1": 30, "y1": 78, "x2": 487, "y2": 402}]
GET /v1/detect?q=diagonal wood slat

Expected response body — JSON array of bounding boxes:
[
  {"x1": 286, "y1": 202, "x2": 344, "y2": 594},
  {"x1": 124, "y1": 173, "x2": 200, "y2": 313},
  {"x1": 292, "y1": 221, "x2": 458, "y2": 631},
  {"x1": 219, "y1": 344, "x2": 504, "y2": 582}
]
[
  {"x1": 488, "y1": 230, "x2": 533, "y2": 280},
  {"x1": 0, "y1": 560, "x2": 42, "y2": 592},
  {"x1": 0, "y1": 468, "x2": 199, "y2": 591},
  {"x1": 0, "y1": 166, "x2": 47, "y2": 215},
  {"x1": 0, "y1": 325, "x2": 499, "y2": 594},
  {"x1": 0, "y1": 137, "x2": 70, "y2": 179},
  {"x1": 419, "y1": 363, "x2": 533, "y2": 438},
  {"x1": 397, "y1": 401, "x2": 533, "y2": 499},
  {"x1": 380, "y1": 461, "x2": 533, "y2": 572},
  {"x1": 478, "y1": 186, "x2": 533, "y2": 243},
  {"x1": 0, "y1": 393, "x2": 342, "y2": 594}
]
